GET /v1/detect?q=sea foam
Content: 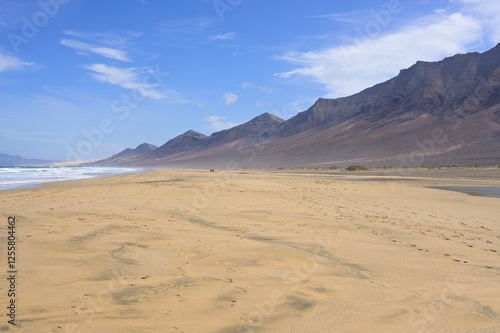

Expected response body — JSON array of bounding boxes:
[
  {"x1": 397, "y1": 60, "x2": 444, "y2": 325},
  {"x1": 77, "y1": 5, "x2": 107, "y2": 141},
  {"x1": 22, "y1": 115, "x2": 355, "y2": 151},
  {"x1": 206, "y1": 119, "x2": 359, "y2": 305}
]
[{"x1": 0, "y1": 167, "x2": 142, "y2": 190}]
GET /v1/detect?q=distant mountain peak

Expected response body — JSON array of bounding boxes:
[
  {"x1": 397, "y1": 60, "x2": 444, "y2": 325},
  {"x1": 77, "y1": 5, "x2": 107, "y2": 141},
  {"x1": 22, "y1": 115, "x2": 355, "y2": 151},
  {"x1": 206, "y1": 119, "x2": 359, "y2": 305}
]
[
  {"x1": 107, "y1": 142, "x2": 157, "y2": 160},
  {"x1": 249, "y1": 112, "x2": 285, "y2": 123},
  {"x1": 135, "y1": 143, "x2": 158, "y2": 150},
  {"x1": 154, "y1": 130, "x2": 208, "y2": 154},
  {"x1": 181, "y1": 130, "x2": 207, "y2": 138}
]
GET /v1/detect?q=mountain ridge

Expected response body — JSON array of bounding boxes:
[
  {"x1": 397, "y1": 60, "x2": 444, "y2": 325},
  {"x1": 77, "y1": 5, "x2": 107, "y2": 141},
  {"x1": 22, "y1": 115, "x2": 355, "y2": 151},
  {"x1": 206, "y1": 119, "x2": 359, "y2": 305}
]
[
  {"x1": 0, "y1": 153, "x2": 58, "y2": 166},
  {"x1": 94, "y1": 44, "x2": 500, "y2": 168},
  {"x1": 90, "y1": 143, "x2": 157, "y2": 166}
]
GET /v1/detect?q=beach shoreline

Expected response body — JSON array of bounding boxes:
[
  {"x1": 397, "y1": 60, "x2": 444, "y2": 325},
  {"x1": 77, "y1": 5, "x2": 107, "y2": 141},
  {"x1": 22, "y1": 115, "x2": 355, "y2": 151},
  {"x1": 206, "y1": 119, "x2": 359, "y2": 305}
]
[
  {"x1": 0, "y1": 169, "x2": 499, "y2": 332},
  {"x1": 0, "y1": 166, "x2": 147, "y2": 192}
]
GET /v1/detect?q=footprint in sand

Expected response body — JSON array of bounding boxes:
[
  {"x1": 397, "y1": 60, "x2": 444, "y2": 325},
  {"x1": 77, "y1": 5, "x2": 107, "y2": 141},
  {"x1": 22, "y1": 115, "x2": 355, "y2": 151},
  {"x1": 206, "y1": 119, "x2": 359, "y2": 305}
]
[
  {"x1": 234, "y1": 287, "x2": 247, "y2": 294},
  {"x1": 222, "y1": 300, "x2": 237, "y2": 312},
  {"x1": 160, "y1": 310, "x2": 171, "y2": 319}
]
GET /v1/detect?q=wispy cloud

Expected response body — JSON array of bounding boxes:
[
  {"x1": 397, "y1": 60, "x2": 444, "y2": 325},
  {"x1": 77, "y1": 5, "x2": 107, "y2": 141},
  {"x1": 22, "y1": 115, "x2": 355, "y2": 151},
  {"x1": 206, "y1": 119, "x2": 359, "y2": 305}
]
[
  {"x1": 0, "y1": 52, "x2": 34, "y2": 72},
  {"x1": 159, "y1": 18, "x2": 212, "y2": 35},
  {"x1": 311, "y1": 11, "x2": 362, "y2": 24},
  {"x1": 223, "y1": 92, "x2": 238, "y2": 105},
  {"x1": 258, "y1": 86, "x2": 273, "y2": 93},
  {"x1": 157, "y1": 90, "x2": 191, "y2": 104},
  {"x1": 209, "y1": 32, "x2": 237, "y2": 41},
  {"x1": 156, "y1": 18, "x2": 214, "y2": 46},
  {"x1": 61, "y1": 39, "x2": 130, "y2": 61},
  {"x1": 85, "y1": 64, "x2": 162, "y2": 99},
  {"x1": 85, "y1": 64, "x2": 143, "y2": 89},
  {"x1": 240, "y1": 81, "x2": 273, "y2": 93},
  {"x1": 275, "y1": 1, "x2": 496, "y2": 98},
  {"x1": 84, "y1": 64, "x2": 190, "y2": 103},
  {"x1": 240, "y1": 81, "x2": 254, "y2": 88},
  {"x1": 204, "y1": 116, "x2": 239, "y2": 131},
  {"x1": 61, "y1": 30, "x2": 141, "y2": 61},
  {"x1": 64, "y1": 30, "x2": 142, "y2": 48}
]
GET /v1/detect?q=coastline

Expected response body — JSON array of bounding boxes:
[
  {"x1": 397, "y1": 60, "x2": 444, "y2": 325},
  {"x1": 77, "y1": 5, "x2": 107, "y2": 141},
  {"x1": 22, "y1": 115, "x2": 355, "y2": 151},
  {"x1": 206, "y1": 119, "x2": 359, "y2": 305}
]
[
  {"x1": 0, "y1": 166, "x2": 147, "y2": 191},
  {"x1": 0, "y1": 169, "x2": 498, "y2": 332}
]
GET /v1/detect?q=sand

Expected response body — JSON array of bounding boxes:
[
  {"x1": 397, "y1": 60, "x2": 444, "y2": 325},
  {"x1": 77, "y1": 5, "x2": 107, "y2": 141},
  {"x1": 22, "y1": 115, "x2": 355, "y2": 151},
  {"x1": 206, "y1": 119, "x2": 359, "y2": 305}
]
[{"x1": 0, "y1": 168, "x2": 499, "y2": 332}]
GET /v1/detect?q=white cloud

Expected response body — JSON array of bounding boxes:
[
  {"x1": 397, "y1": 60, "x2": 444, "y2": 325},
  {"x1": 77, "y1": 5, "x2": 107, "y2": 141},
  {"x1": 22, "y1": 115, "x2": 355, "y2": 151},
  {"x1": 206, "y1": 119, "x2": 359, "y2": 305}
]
[
  {"x1": 84, "y1": 64, "x2": 168, "y2": 100},
  {"x1": 63, "y1": 30, "x2": 142, "y2": 48},
  {"x1": 157, "y1": 90, "x2": 191, "y2": 104},
  {"x1": 258, "y1": 86, "x2": 273, "y2": 93},
  {"x1": 159, "y1": 18, "x2": 212, "y2": 35},
  {"x1": 209, "y1": 32, "x2": 237, "y2": 41},
  {"x1": 241, "y1": 81, "x2": 254, "y2": 88},
  {"x1": 0, "y1": 52, "x2": 34, "y2": 72},
  {"x1": 61, "y1": 30, "x2": 141, "y2": 61},
  {"x1": 311, "y1": 12, "x2": 362, "y2": 24},
  {"x1": 275, "y1": 1, "x2": 496, "y2": 98},
  {"x1": 85, "y1": 64, "x2": 142, "y2": 88},
  {"x1": 204, "y1": 116, "x2": 239, "y2": 131},
  {"x1": 84, "y1": 64, "x2": 189, "y2": 102},
  {"x1": 223, "y1": 92, "x2": 238, "y2": 105},
  {"x1": 454, "y1": 0, "x2": 500, "y2": 44},
  {"x1": 157, "y1": 18, "x2": 213, "y2": 46},
  {"x1": 61, "y1": 39, "x2": 130, "y2": 61},
  {"x1": 240, "y1": 81, "x2": 273, "y2": 93}
]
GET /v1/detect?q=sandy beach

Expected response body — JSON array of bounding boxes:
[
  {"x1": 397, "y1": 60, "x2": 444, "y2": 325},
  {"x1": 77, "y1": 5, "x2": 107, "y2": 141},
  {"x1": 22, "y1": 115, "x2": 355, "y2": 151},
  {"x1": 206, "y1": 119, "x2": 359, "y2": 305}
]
[{"x1": 1, "y1": 168, "x2": 499, "y2": 333}]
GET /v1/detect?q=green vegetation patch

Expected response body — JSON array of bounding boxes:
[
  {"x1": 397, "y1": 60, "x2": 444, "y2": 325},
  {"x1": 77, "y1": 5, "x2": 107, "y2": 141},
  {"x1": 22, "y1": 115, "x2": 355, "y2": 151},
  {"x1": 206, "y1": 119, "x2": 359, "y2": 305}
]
[{"x1": 346, "y1": 165, "x2": 369, "y2": 171}]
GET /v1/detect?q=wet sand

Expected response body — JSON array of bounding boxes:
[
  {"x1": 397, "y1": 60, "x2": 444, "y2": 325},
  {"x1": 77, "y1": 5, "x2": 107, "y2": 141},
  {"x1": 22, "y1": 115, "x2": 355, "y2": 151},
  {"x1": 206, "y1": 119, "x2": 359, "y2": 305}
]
[{"x1": 0, "y1": 169, "x2": 499, "y2": 332}]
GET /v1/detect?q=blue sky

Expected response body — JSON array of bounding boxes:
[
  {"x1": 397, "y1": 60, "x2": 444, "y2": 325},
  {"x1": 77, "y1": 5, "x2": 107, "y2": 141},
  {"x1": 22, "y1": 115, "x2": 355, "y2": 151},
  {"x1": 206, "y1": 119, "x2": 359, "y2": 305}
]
[{"x1": 1, "y1": 0, "x2": 499, "y2": 161}]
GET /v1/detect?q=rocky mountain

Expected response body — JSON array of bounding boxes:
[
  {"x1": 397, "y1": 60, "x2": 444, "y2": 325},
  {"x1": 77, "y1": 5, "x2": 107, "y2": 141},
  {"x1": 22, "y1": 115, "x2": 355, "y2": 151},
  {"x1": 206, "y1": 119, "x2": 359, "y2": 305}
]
[
  {"x1": 202, "y1": 112, "x2": 284, "y2": 148},
  {"x1": 146, "y1": 113, "x2": 285, "y2": 163},
  {"x1": 95, "y1": 44, "x2": 500, "y2": 168},
  {"x1": 92, "y1": 143, "x2": 157, "y2": 166},
  {"x1": 103, "y1": 113, "x2": 285, "y2": 166},
  {"x1": 114, "y1": 143, "x2": 158, "y2": 159},
  {"x1": 0, "y1": 153, "x2": 57, "y2": 166},
  {"x1": 153, "y1": 130, "x2": 207, "y2": 157}
]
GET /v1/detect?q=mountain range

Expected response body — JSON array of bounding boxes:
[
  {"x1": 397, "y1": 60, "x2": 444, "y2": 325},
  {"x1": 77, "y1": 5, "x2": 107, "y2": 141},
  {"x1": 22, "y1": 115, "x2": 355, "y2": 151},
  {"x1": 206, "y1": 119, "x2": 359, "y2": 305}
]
[
  {"x1": 0, "y1": 154, "x2": 57, "y2": 167},
  {"x1": 92, "y1": 44, "x2": 500, "y2": 168}
]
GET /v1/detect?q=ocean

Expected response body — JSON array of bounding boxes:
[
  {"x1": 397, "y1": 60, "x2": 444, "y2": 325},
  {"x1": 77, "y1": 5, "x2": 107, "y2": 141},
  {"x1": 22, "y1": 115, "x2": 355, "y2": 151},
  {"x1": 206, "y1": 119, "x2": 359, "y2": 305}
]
[{"x1": 0, "y1": 166, "x2": 143, "y2": 191}]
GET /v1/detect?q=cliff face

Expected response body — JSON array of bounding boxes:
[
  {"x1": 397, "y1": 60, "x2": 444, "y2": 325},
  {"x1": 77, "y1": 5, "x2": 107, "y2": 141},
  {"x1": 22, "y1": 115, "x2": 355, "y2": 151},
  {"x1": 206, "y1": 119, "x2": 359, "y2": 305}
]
[{"x1": 282, "y1": 44, "x2": 500, "y2": 135}]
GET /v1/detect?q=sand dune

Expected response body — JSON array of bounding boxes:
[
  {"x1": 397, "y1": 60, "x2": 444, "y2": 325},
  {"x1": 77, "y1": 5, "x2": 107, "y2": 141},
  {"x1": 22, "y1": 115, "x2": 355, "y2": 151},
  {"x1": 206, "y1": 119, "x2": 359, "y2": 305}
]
[{"x1": 0, "y1": 169, "x2": 499, "y2": 332}]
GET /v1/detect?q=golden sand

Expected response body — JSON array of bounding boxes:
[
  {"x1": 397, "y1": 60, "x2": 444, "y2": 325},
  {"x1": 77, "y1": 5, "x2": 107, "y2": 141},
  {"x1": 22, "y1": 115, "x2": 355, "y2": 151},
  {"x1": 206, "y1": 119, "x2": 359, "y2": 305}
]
[{"x1": 0, "y1": 169, "x2": 499, "y2": 332}]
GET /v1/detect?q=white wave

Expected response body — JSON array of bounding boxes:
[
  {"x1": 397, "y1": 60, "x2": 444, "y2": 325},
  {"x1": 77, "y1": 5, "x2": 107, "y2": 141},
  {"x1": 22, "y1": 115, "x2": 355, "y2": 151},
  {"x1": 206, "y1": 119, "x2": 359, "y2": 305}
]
[{"x1": 0, "y1": 167, "x2": 143, "y2": 190}]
